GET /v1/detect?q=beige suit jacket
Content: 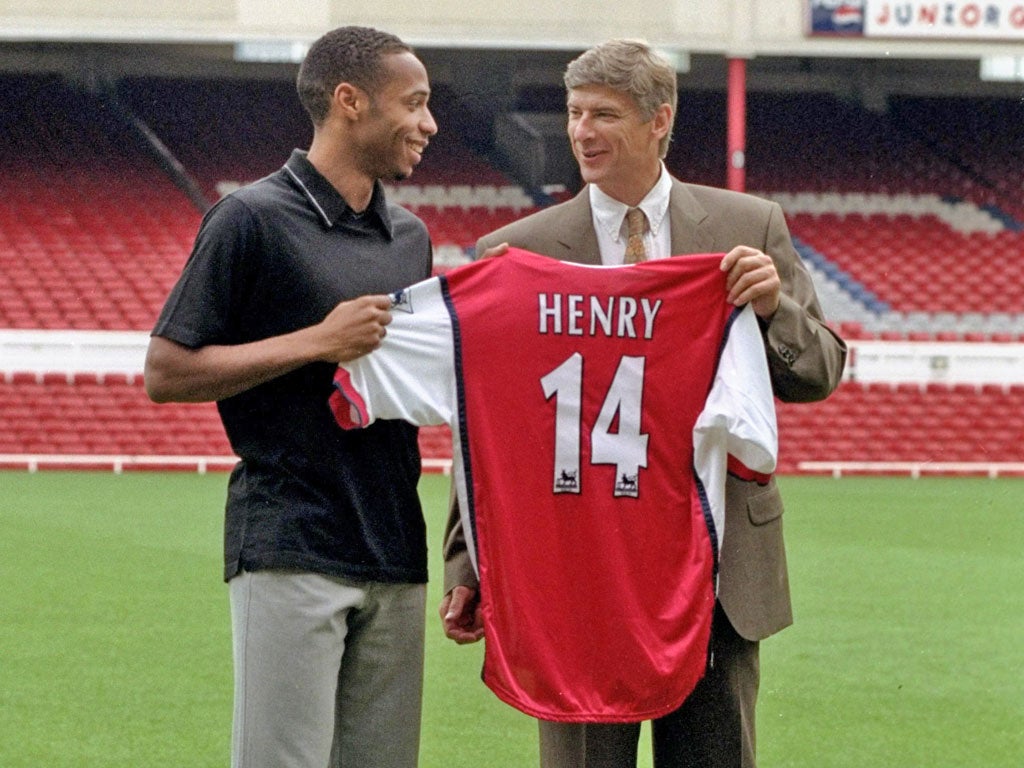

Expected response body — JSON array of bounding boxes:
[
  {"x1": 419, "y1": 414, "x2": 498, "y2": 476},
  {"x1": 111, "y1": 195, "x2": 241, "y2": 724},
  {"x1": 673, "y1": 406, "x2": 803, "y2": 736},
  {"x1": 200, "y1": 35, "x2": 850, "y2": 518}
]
[{"x1": 443, "y1": 179, "x2": 847, "y2": 641}]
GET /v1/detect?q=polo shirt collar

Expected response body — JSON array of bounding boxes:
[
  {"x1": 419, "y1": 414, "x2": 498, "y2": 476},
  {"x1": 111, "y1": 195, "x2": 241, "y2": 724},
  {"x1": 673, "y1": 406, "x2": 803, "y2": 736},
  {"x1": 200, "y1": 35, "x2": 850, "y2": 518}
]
[{"x1": 283, "y1": 149, "x2": 393, "y2": 238}]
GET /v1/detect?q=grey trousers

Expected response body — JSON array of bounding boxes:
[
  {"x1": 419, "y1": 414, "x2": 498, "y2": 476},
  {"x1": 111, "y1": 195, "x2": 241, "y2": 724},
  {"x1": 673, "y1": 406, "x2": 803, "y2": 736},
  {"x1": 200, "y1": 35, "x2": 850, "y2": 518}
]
[
  {"x1": 539, "y1": 605, "x2": 760, "y2": 768},
  {"x1": 229, "y1": 569, "x2": 426, "y2": 768}
]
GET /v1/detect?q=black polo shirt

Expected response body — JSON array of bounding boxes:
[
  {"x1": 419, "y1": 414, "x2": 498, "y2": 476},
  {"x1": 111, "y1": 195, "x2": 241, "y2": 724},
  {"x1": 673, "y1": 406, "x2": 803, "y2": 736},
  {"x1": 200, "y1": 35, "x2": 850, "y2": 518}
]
[{"x1": 153, "y1": 149, "x2": 433, "y2": 583}]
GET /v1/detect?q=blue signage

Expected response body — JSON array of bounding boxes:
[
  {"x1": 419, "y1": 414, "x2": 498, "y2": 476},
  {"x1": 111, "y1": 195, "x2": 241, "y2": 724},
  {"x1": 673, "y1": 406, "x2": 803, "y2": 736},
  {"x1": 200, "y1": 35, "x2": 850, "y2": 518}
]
[{"x1": 808, "y1": 0, "x2": 866, "y2": 35}]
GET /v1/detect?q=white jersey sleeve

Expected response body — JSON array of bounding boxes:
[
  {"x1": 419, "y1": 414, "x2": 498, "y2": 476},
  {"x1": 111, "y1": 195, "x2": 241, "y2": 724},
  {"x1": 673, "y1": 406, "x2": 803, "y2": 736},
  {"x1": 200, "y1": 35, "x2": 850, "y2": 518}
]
[
  {"x1": 330, "y1": 278, "x2": 456, "y2": 429},
  {"x1": 692, "y1": 304, "x2": 778, "y2": 541}
]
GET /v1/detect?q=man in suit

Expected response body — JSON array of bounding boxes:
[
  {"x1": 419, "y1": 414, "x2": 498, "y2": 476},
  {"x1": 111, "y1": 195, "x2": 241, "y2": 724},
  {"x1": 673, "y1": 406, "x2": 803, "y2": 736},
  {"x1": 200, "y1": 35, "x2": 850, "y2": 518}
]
[{"x1": 439, "y1": 38, "x2": 847, "y2": 767}]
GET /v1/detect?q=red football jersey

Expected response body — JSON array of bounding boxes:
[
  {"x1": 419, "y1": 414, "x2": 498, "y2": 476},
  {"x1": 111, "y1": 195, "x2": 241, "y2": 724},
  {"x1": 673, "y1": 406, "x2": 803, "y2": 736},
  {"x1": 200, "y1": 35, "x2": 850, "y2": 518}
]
[{"x1": 331, "y1": 248, "x2": 777, "y2": 722}]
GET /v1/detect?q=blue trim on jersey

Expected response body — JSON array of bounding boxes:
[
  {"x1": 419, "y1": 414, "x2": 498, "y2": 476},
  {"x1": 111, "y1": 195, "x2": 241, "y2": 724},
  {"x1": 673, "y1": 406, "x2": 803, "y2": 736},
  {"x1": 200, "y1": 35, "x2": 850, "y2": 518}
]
[
  {"x1": 717, "y1": 305, "x2": 745, "y2": 370},
  {"x1": 692, "y1": 472, "x2": 719, "y2": 585},
  {"x1": 439, "y1": 274, "x2": 479, "y2": 558}
]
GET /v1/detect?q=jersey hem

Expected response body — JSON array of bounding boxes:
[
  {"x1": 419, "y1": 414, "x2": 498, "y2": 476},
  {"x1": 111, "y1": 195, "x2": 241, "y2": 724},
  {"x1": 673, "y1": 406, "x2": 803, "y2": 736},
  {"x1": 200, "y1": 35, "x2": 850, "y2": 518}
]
[{"x1": 482, "y1": 673, "x2": 707, "y2": 724}]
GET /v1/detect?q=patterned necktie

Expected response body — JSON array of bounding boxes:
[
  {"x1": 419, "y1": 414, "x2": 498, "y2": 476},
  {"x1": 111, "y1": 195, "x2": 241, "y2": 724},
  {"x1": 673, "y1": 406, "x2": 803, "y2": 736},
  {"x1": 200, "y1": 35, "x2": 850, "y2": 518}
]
[{"x1": 624, "y1": 207, "x2": 648, "y2": 264}]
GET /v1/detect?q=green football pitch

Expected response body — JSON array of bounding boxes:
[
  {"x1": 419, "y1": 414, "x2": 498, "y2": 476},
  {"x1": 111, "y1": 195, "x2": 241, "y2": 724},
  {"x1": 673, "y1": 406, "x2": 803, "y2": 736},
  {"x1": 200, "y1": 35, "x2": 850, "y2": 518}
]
[{"x1": 1, "y1": 471, "x2": 1021, "y2": 767}]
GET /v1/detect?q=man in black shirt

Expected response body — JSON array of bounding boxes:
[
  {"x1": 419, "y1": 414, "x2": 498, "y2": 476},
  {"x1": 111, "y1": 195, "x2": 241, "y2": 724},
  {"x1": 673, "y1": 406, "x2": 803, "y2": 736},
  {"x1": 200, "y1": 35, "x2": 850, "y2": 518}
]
[{"x1": 145, "y1": 26, "x2": 437, "y2": 768}]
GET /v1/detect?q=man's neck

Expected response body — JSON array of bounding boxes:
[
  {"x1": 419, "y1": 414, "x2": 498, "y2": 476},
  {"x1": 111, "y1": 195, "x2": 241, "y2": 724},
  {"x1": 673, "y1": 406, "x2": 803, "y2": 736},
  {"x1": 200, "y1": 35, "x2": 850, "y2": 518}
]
[
  {"x1": 595, "y1": 162, "x2": 663, "y2": 208},
  {"x1": 306, "y1": 138, "x2": 375, "y2": 213}
]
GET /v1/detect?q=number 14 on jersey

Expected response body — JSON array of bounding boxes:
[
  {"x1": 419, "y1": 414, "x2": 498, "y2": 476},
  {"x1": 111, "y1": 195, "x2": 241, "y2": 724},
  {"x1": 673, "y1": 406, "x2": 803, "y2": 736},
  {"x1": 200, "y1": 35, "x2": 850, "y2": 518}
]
[{"x1": 541, "y1": 352, "x2": 650, "y2": 498}]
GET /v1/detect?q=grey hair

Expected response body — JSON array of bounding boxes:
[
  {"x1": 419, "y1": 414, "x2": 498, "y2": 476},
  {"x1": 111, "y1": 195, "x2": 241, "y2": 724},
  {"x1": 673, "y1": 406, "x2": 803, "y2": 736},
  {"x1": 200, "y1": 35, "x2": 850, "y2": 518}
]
[{"x1": 564, "y1": 39, "x2": 677, "y2": 156}]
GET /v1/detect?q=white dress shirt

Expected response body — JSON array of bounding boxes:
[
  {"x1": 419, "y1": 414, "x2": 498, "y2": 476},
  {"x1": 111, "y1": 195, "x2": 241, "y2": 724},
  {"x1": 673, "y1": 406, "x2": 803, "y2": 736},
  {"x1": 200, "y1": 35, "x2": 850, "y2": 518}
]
[{"x1": 588, "y1": 163, "x2": 673, "y2": 265}]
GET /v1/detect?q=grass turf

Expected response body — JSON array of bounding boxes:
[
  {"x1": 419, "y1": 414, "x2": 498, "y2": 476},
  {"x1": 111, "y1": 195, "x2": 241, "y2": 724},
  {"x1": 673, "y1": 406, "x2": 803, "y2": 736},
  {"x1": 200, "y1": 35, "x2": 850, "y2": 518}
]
[{"x1": 0, "y1": 472, "x2": 1021, "y2": 767}]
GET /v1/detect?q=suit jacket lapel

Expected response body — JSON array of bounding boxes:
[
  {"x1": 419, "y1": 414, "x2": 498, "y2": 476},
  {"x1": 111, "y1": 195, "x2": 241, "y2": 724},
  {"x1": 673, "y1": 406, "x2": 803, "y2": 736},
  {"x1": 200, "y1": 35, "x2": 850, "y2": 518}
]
[
  {"x1": 668, "y1": 179, "x2": 713, "y2": 255},
  {"x1": 553, "y1": 189, "x2": 602, "y2": 265}
]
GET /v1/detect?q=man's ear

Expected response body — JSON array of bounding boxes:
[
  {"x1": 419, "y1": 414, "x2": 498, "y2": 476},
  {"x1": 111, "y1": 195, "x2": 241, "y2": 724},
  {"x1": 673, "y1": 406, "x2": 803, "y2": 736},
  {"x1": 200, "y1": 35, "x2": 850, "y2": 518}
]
[
  {"x1": 651, "y1": 103, "x2": 673, "y2": 143},
  {"x1": 333, "y1": 82, "x2": 364, "y2": 120}
]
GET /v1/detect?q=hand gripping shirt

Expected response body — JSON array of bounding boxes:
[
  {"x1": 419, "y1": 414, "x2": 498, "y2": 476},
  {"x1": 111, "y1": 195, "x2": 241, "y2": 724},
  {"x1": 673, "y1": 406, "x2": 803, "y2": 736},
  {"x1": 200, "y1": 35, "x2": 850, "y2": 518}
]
[{"x1": 329, "y1": 247, "x2": 777, "y2": 722}]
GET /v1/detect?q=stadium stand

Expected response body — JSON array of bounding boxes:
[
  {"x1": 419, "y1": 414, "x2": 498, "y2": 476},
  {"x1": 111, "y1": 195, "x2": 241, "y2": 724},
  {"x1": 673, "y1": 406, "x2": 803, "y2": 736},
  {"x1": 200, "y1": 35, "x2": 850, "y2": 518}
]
[
  {"x1": 116, "y1": 76, "x2": 312, "y2": 202},
  {"x1": 740, "y1": 92, "x2": 1024, "y2": 342},
  {"x1": 0, "y1": 370, "x2": 232, "y2": 471},
  {"x1": 776, "y1": 381, "x2": 1024, "y2": 476},
  {"x1": 2, "y1": 369, "x2": 1021, "y2": 477},
  {"x1": 890, "y1": 96, "x2": 1024, "y2": 223},
  {"x1": 0, "y1": 74, "x2": 200, "y2": 331},
  {"x1": 1, "y1": 72, "x2": 1023, "y2": 475}
]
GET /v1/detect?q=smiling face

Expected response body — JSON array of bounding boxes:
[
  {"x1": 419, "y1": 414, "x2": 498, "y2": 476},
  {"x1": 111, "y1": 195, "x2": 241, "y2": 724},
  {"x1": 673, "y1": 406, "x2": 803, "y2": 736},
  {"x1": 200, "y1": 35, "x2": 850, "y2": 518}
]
[
  {"x1": 357, "y1": 51, "x2": 437, "y2": 181},
  {"x1": 566, "y1": 84, "x2": 671, "y2": 206}
]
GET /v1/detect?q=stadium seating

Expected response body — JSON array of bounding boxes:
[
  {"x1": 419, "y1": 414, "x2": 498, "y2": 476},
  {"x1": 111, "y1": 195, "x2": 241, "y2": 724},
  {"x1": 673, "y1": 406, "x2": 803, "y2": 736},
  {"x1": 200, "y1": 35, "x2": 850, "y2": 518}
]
[
  {"x1": 0, "y1": 75, "x2": 532, "y2": 329},
  {"x1": 3, "y1": 371, "x2": 1022, "y2": 476},
  {"x1": 0, "y1": 370, "x2": 453, "y2": 472},
  {"x1": 775, "y1": 380, "x2": 1024, "y2": 475},
  {"x1": 0, "y1": 74, "x2": 200, "y2": 331},
  {"x1": 0, "y1": 371, "x2": 229, "y2": 467},
  {"x1": 2, "y1": 73, "x2": 1024, "y2": 474},
  {"x1": 787, "y1": 211, "x2": 1024, "y2": 317},
  {"x1": 890, "y1": 96, "x2": 1024, "y2": 222},
  {"x1": 4, "y1": 75, "x2": 1023, "y2": 336}
]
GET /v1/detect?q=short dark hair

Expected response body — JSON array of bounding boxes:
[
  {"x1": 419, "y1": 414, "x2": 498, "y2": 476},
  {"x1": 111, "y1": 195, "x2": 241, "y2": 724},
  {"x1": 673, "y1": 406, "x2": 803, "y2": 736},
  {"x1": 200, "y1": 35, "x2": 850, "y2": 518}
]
[{"x1": 297, "y1": 26, "x2": 412, "y2": 125}]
